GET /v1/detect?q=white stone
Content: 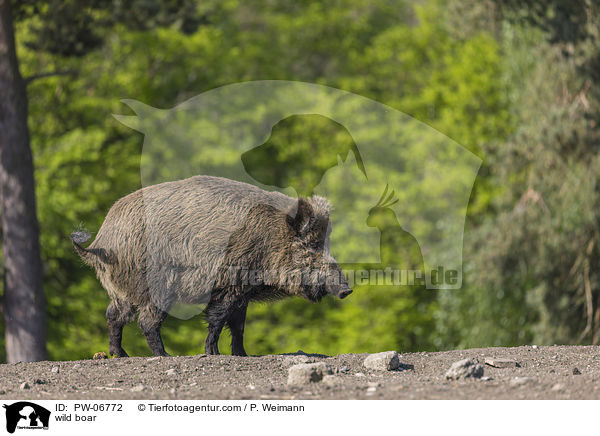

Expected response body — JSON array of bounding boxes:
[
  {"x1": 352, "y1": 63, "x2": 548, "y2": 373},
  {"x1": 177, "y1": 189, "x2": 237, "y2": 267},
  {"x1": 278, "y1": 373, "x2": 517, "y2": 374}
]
[
  {"x1": 363, "y1": 351, "x2": 400, "y2": 371},
  {"x1": 445, "y1": 358, "x2": 484, "y2": 380},
  {"x1": 287, "y1": 362, "x2": 329, "y2": 386}
]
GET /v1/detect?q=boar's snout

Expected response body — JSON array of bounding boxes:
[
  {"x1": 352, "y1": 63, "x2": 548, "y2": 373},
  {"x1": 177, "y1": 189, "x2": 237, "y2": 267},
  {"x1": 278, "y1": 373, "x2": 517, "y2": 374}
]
[
  {"x1": 337, "y1": 285, "x2": 353, "y2": 299},
  {"x1": 320, "y1": 253, "x2": 353, "y2": 299},
  {"x1": 326, "y1": 279, "x2": 352, "y2": 299}
]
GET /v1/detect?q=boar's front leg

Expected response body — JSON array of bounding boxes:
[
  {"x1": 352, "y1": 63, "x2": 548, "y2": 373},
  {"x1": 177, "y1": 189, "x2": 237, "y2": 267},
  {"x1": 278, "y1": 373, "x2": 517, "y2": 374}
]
[
  {"x1": 227, "y1": 302, "x2": 248, "y2": 356},
  {"x1": 138, "y1": 305, "x2": 170, "y2": 356},
  {"x1": 205, "y1": 291, "x2": 245, "y2": 355}
]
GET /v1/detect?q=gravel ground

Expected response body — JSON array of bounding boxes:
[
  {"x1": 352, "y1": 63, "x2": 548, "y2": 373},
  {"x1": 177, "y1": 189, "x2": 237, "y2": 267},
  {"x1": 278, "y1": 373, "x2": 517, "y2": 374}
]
[{"x1": 1, "y1": 345, "x2": 599, "y2": 400}]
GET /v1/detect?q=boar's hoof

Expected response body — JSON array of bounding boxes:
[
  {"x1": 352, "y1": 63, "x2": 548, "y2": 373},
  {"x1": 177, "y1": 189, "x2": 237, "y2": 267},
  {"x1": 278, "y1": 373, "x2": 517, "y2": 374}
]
[{"x1": 109, "y1": 347, "x2": 129, "y2": 358}]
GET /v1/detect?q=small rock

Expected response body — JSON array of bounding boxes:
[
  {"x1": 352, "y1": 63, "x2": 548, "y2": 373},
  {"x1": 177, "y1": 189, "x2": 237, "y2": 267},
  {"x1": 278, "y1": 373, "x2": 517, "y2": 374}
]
[
  {"x1": 285, "y1": 355, "x2": 310, "y2": 365},
  {"x1": 131, "y1": 384, "x2": 146, "y2": 392},
  {"x1": 147, "y1": 356, "x2": 161, "y2": 362},
  {"x1": 165, "y1": 368, "x2": 177, "y2": 376},
  {"x1": 51, "y1": 366, "x2": 60, "y2": 374},
  {"x1": 572, "y1": 367, "x2": 581, "y2": 375},
  {"x1": 19, "y1": 382, "x2": 30, "y2": 390},
  {"x1": 93, "y1": 351, "x2": 108, "y2": 360},
  {"x1": 287, "y1": 362, "x2": 330, "y2": 386},
  {"x1": 354, "y1": 372, "x2": 365, "y2": 377},
  {"x1": 532, "y1": 345, "x2": 538, "y2": 349},
  {"x1": 0, "y1": 390, "x2": 6, "y2": 395},
  {"x1": 169, "y1": 388, "x2": 176, "y2": 394},
  {"x1": 510, "y1": 377, "x2": 533, "y2": 387},
  {"x1": 551, "y1": 383, "x2": 565, "y2": 391},
  {"x1": 72, "y1": 364, "x2": 81, "y2": 369},
  {"x1": 34, "y1": 379, "x2": 47, "y2": 385},
  {"x1": 363, "y1": 351, "x2": 400, "y2": 371},
  {"x1": 445, "y1": 358, "x2": 484, "y2": 380},
  {"x1": 480, "y1": 376, "x2": 493, "y2": 381},
  {"x1": 484, "y1": 358, "x2": 520, "y2": 368},
  {"x1": 339, "y1": 366, "x2": 349, "y2": 373}
]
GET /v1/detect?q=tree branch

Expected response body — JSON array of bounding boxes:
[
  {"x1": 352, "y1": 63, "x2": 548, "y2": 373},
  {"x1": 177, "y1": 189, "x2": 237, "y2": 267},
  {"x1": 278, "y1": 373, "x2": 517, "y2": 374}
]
[{"x1": 24, "y1": 69, "x2": 77, "y2": 84}]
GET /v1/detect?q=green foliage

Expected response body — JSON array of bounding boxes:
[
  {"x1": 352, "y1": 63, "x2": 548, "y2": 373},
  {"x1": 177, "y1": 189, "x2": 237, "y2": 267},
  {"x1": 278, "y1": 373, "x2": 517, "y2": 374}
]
[
  {"x1": 14, "y1": 0, "x2": 598, "y2": 361},
  {"x1": 240, "y1": 114, "x2": 360, "y2": 196},
  {"x1": 438, "y1": 3, "x2": 600, "y2": 348}
]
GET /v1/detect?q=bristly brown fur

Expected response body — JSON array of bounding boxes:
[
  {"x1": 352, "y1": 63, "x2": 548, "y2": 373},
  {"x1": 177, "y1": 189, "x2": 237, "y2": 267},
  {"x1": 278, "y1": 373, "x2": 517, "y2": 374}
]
[{"x1": 71, "y1": 175, "x2": 351, "y2": 357}]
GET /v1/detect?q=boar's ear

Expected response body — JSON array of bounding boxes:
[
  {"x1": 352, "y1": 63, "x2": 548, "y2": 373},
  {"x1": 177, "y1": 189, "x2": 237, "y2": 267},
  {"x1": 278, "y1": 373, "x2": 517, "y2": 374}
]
[{"x1": 287, "y1": 197, "x2": 314, "y2": 236}]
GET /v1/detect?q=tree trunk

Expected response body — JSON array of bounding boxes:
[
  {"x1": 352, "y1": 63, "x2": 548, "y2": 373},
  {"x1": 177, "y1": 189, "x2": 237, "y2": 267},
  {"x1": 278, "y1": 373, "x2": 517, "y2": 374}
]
[{"x1": 0, "y1": 0, "x2": 47, "y2": 362}]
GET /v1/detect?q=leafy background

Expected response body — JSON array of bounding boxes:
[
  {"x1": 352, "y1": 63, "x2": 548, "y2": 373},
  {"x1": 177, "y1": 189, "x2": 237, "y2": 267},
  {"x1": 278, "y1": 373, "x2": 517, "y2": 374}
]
[{"x1": 1, "y1": 0, "x2": 599, "y2": 361}]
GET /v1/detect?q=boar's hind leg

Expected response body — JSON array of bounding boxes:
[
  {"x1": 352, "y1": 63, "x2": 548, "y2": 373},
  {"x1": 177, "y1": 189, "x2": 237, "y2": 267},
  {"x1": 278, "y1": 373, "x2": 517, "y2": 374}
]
[
  {"x1": 138, "y1": 305, "x2": 170, "y2": 356},
  {"x1": 227, "y1": 303, "x2": 248, "y2": 357},
  {"x1": 106, "y1": 300, "x2": 135, "y2": 357}
]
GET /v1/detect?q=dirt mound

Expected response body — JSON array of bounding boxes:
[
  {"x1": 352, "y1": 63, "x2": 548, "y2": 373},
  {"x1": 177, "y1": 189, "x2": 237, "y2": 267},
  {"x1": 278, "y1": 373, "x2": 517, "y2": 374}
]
[{"x1": 1, "y1": 345, "x2": 598, "y2": 399}]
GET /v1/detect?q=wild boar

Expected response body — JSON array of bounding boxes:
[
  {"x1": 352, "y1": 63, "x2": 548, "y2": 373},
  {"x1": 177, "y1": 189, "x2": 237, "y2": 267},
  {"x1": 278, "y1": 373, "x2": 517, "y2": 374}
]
[{"x1": 71, "y1": 175, "x2": 352, "y2": 357}]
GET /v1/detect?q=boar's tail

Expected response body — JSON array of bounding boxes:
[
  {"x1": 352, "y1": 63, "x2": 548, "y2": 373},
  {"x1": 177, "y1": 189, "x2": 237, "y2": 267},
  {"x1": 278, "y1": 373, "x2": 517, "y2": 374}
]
[
  {"x1": 70, "y1": 230, "x2": 93, "y2": 262},
  {"x1": 70, "y1": 230, "x2": 113, "y2": 265}
]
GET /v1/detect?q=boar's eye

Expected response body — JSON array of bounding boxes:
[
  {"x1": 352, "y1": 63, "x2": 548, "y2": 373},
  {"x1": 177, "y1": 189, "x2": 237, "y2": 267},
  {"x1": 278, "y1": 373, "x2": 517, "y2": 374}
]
[{"x1": 307, "y1": 237, "x2": 324, "y2": 252}]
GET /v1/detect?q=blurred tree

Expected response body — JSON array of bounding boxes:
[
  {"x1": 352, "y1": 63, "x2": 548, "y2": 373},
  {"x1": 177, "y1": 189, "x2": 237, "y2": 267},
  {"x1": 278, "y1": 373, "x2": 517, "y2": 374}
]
[
  {"x1": 0, "y1": 0, "x2": 207, "y2": 362},
  {"x1": 0, "y1": 0, "x2": 46, "y2": 362},
  {"x1": 438, "y1": 0, "x2": 600, "y2": 348}
]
